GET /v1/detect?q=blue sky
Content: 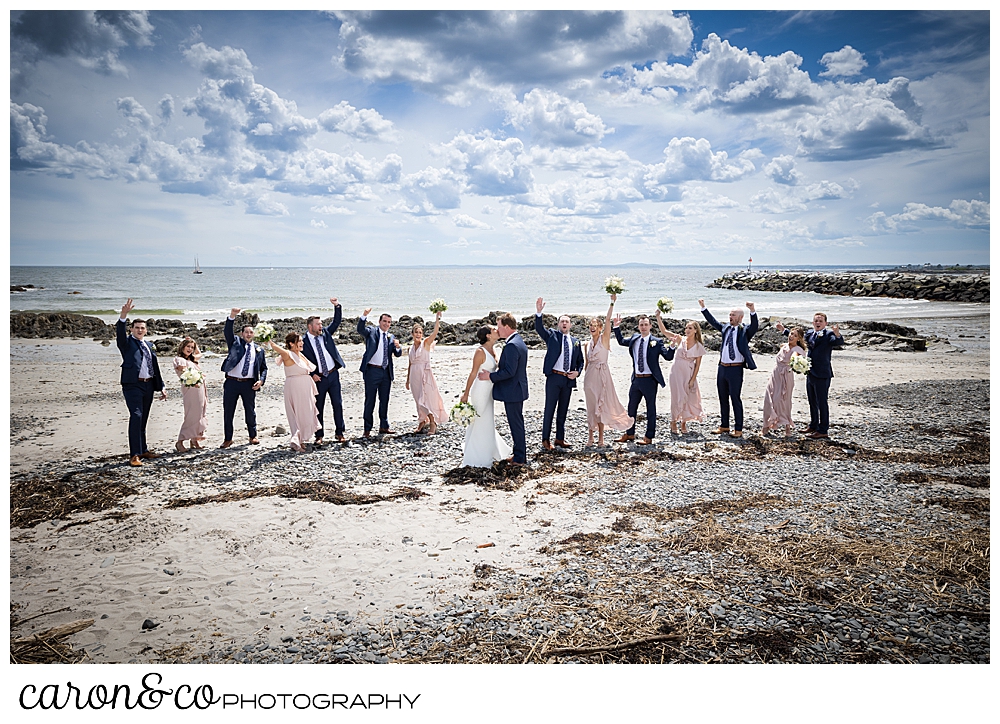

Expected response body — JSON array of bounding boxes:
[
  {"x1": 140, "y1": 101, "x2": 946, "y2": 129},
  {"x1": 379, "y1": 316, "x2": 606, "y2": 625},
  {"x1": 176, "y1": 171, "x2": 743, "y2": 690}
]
[{"x1": 9, "y1": 10, "x2": 990, "y2": 266}]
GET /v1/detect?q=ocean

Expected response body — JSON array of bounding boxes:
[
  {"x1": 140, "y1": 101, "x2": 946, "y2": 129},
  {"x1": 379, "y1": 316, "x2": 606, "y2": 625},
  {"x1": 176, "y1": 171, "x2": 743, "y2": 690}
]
[{"x1": 9, "y1": 265, "x2": 990, "y2": 343}]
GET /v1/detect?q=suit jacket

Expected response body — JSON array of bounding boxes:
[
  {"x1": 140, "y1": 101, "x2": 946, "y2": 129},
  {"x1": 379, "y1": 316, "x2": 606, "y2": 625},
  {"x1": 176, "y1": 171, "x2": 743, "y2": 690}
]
[
  {"x1": 357, "y1": 317, "x2": 403, "y2": 380},
  {"x1": 221, "y1": 318, "x2": 268, "y2": 384},
  {"x1": 801, "y1": 328, "x2": 844, "y2": 379},
  {"x1": 490, "y1": 333, "x2": 529, "y2": 402},
  {"x1": 534, "y1": 315, "x2": 584, "y2": 387},
  {"x1": 116, "y1": 319, "x2": 165, "y2": 391},
  {"x1": 701, "y1": 308, "x2": 758, "y2": 371},
  {"x1": 613, "y1": 327, "x2": 675, "y2": 387},
  {"x1": 301, "y1": 305, "x2": 345, "y2": 373}
]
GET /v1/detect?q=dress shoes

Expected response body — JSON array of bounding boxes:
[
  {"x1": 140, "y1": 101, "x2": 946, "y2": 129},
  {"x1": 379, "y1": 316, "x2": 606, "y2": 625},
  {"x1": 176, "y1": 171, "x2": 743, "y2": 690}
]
[
  {"x1": 729, "y1": 431, "x2": 744, "y2": 438},
  {"x1": 542, "y1": 441, "x2": 554, "y2": 451},
  {"x1": 249, "y1": 437, "x2": 260, "y2": 445},
  {"x1": 313, "y1": 438, "x2": 325, "y2": 447},
  {"x1": 362, "y1": 431, "x2": 372, "y2": 439},
  {"x1": 129, "y1": 455, "x2": 142, "y2": 467},
  {"x1": 219, "y1": 440, "x2": 234, "y2": 449},
  {"x1": 711, "y1": 427, "x2": 730, "y2": 435},
  {"x1": 616, "y1": 434, "x2": 635, "y2": 443},
  {"x1": 636, "y1": 437, "x2": 653, "y2": 446},
  {"x1": 554, "y1": 440, "x2": 570, "y2": 449},
  {"x1": 336, "y1": 434, "x2": 347, "y2": 443},
  {"x1": 140, "y1": 451, "x2": 160, "y2": 459},
  {"x1": 379, "y1": 428, "x2": 395, "y2": 435},
  {"x1": 806, "y1": 432, "x2": 829, "y2": 439},
  {"x1": 800, "y1": 426, "x2": 815, "y2": 434}
]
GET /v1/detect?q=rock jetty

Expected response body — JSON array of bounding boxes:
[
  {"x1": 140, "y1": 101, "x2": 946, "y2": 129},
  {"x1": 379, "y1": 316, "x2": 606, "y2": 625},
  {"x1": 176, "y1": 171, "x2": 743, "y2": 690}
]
[{"x1": 708, "y1": 271, "x2": 989, "y2": 303}]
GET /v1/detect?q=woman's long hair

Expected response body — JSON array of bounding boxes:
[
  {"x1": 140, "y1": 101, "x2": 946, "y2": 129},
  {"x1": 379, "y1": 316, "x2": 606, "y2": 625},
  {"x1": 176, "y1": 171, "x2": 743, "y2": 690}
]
[{"x1": 176, "y1": 336, "x2": 198, "y2": 360}]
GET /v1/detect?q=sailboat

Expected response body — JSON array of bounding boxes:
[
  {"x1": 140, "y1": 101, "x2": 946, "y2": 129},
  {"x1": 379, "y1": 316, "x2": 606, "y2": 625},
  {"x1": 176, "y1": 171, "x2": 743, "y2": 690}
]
[{"x1": 193, "y1": 256, "x2": 203, "y2": 274}]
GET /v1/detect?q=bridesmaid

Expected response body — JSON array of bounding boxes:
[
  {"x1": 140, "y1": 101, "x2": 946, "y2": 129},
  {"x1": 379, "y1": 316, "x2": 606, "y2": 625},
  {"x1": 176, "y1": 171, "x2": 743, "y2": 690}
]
[
  {"x1": 406, "y1": 311, "x2": 447, "y2": 434},
  {"x1": 173, "y1": 337, "x2": 207, "y2": 452},
  {"x1": 657, "y1": 314, "x2": 706, "y2": 434},
  {"x1": 583, "y1": 294, "x2": 633, "y2": 446},
  {"x1": 267, "y1": 333, "x2": 320, "y2": 452},
  {"x1": 762, "y1": 326, "x2": 807, "y2": 437}
]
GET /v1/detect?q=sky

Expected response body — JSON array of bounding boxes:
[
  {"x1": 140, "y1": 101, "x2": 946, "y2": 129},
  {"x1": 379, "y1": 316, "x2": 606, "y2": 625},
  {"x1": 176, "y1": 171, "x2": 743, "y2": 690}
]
[{"x1": 8, "y1": 9, "x2": 991, "y2": 267}]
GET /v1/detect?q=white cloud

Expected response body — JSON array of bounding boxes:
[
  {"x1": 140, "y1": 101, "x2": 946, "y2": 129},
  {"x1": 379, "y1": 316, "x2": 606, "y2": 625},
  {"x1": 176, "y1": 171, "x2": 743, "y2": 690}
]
[
  {"x1": 245, "y1": 196, "x2": 289, "y2": 216},
  {"x1": 869, "y1": 199, "x2": 989, "y2": 232},
  {"x1": 444, "y1": 237, "x2": 481, "y2": 248},
  {"x1": 505, "y1": 88, "x2": 611, "y2": 147},
  {"x1": 439, "y1": 132, "x2": 533, "y2": 196},
  {"x1": 317, "y1": 100, "x2": 398, "y2": 142},
  {"x1": 311, "y1": 204, "x2": 356, "y2": 215},
  {"x1": 310, "y1": 219, "x2": 328, "y2": 228},
  {"x1": 517, "y1": 176, "x2": 643, "y2": 217},
  {"x1": 116, "y1": 97, "x2": 154, "y2": 131},
  {"x1": 640, "y1": 137, "x2": 758, "y2": 200},
  {"x1": 453, "y1": 214, "x2": 492, "y2": 230},
  {"x1": 819, "y1": 45, "x2": 867, "y2": 78},
  {"x1": 397, "y1": 166, "x2": 464, "y2": 214},
  {"x1": 763, "y1": 155, "x2": 802, "y2": 186},
  {"x1": 10, "y1": 102, "x2": 112, "y2": 176}
]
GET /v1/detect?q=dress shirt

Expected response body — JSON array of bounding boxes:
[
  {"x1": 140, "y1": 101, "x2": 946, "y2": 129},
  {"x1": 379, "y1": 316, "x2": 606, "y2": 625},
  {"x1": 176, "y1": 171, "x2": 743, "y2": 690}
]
[
  {"x1": 632, "y1": 334, "x2": 652, "y2": 375},
  {"x1": 364, "y1": 317, "x2": 388, "y2": 367},
  {"x1": 307, "y1": 332, "x2": 335, "y2": 373},
  {"x1": 136, "y1": 338, "x2": 152, "y2": 378},
  {"x1": 539, "y1": 314, "x2": 572, "y2": 374},
  {"x1": 229, "y1": 319, "x2": 257, "y2": 378}
]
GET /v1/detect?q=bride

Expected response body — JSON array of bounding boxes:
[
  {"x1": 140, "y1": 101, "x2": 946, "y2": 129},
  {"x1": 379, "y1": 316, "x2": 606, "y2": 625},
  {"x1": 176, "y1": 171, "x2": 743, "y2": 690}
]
[{"x1": 459, "y1": 325, "x2": 512, "y2": 467}]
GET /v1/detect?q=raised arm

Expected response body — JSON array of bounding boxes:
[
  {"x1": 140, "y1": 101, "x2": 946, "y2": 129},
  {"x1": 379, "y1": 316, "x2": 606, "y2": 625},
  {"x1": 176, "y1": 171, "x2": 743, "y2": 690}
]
[
  {"x1": 655, "y1": 308, "x2": 668, "y2": 337},
  {"x1": 357, "y1": 308, "x2": 371, "y2": 336},
  {"x1": 600, "y1": 296, "x2": 615, "y2": 348},
  {"x1": 745, "y1": 301, "x2": 759, "y2": 339},
  {"x1": 699, "y1": 301, "x2": 723, "y2": 333},
  {"x1": 117, "y1": 299, "x2": 134, "y2": 354},
  {"x1": 612, "y1": 315, "x2": 629, "y2": 347},
  {"x1": 267, "y1": 339, "x2": 294, "y2": 366},
  {"x1": 424, "y1": 311, "x2": 442, "y2": 348},
  {"x1": 327, "y1": 297, "x2": 342, "y2": 334}
]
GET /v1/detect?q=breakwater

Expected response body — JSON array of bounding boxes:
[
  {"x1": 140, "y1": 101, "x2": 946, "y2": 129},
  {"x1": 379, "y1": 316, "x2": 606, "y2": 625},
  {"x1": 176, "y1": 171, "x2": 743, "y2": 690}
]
[{"x1": 708, "y1": 271, "x2": 989, "y2": 303}]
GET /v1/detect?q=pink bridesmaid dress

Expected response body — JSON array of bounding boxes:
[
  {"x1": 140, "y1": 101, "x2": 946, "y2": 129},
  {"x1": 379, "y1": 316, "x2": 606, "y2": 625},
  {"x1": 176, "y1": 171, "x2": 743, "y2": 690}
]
[
  {"x1": 283, "y1": 352, "x2": 321, "y2": 447},
  {"x1": 668, "y1": 341, "x2": 705, "y2": 423},
  {"x1": 583, "y1": 338, "x2": 634, "y2": 432},
  {"x1": 174, "y1": 356, "x2": 207, "y2": 443},
  {"x1": 408, "y1": 341, "x2": 447, "y2": 425},
  {"x1": 762, "y1": 344, "x2": 801, "y2": 432}
]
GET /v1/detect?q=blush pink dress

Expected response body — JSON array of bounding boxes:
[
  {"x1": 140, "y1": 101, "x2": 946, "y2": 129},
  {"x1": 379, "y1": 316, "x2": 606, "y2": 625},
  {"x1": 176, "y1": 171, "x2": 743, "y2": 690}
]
[
  {"x1": 283, "y1": 351, "x2": 321, "y2": 447},
  {"x1": 583, "y1": 337, "x2": 634, "y2": 432},
  {"x1": 668, "y1": 340, "x2": 705, "y2": 423},
  {"x1": 173, "y1": 356, "x2": 207, "y2": 443},
  {"x1": 762, "y1": 344, "x2": 802, "y2": 431},
  {"x1": 409, "y1": 341, "x2": 447, "y2": 425}
]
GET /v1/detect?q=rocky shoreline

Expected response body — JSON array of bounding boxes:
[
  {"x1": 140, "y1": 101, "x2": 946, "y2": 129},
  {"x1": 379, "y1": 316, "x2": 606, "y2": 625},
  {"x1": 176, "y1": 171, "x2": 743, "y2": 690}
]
[
  {"x1": 10, "y1": 310, "x2": 941, "y2": 355},
  {"x1": 708, "y1": 271, "x2": 989, "y2": 303}
]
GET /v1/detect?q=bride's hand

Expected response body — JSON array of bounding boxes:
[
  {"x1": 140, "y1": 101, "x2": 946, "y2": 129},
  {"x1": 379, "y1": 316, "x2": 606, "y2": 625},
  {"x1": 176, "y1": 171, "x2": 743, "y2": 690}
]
[{"x1": 460, "y1": 392, "x2": 469, "y2": 404}]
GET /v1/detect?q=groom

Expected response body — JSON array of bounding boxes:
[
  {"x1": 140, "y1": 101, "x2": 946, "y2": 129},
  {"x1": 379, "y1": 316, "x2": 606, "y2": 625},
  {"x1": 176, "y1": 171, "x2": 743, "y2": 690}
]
[
  {"x1": 116, "y1": 298, "x2": 167, "y2": 467},
  {"x1": 220, "y1": 307, "x2": 267, "y2": 448},
  {"x1": 479, "y1": 313, "x2": 529, "y2": 465},
  {"x1": 535, "y1": 297, "x2": 584, "y2": 450},
  {"x1": 613, "y1": 313, "x2": 676, "y2": 445}
]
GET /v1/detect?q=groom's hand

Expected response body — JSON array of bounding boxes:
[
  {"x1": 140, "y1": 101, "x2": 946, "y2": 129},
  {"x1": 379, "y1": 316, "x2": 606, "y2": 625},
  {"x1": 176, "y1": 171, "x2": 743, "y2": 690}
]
[
  {"x1": 536, "y1": 297, "x2": 545, "y2": 313},
  {"x1": 477, "y1": 370, "x2": 491, "y2": 381},
  {"x1": 567, "y1": 371, "x2": 579, "y2": 380}
]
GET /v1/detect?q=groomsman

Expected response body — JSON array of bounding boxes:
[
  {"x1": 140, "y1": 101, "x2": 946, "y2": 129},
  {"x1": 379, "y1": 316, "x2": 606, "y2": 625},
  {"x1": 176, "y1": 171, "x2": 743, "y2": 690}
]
[
  {"x1": 220, "y1": 308, "x2": 267, "y2": 448},
  {"x1": 479, "y1": 313, "x2": 530, "y2": 465},
  {"x1": 302, "y1": 297, "x2": 346, "y2": 444},
  {"x1": 116, "y1": 298, "x2": 166, "y2": 467},
  {"x1": 777, "y1": 314, "x2": 844, "y2": 439},
  {"x1": 535, "y1": 298, "x2": 584, "y2": 450},
  {"x1": 358, "y1": 308, "x2": 402, "y2": 437},
  {"x1": 613, "y1": 313, "x2": 676, "y2": 445},
  {"x1": 699, "y1": 299, "x2": 758, "y2": 438}
]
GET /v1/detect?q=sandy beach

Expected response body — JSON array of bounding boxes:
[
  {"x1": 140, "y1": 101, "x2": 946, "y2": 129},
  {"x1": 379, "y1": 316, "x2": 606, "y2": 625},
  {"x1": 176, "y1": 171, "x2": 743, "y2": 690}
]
[{"x1": 9, "y1": 327, "x2": 989, "y2": 665}]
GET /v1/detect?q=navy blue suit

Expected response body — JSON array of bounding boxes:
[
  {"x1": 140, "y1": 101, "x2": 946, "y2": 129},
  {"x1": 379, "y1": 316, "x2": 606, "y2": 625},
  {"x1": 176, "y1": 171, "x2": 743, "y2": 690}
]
[
  {"x1": 702, "y1": 307, "x2": 758, "y2": 432},
  {"x1": 535, "y1": 314, "x2": 584, "y2": 444},
  {"x1": 614, "y1": 327, "x2": 676, "y2": 440},
  {"x1": 794, "y1": 327, "x2": 844, "y2": 435},
  {"x1": 116, "y1": 319, "x2": 165, "y2": 457},
  {"x1": 301, "y1": 305, "x2": 346, "y2": 439},
  {"x1": 221, "y1": 317, "x2": 268, "y2": 442},
  {"x1": 489, "y1": 332, "x2": 530, "y2": 463},
  {"x1": 358, "y1": 316, "x2": 403, "y2": 433}
]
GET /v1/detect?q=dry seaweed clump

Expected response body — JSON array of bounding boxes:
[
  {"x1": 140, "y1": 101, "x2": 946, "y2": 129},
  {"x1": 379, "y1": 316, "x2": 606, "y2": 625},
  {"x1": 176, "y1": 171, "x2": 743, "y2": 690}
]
[
  {"x1": 442, "y1": 458, "x2": 564, "y2": 492},
  {"x1": 166, "y1": 480, "x2": 425, "y2": 509},
  {"x1": 11, "y1": 474, "x2": 138, "y2": 528},
  {"x1": 614, "y1": 494, "x2": 788, "y2": 524},
  {"x1": 10, "y1": 607, "x2": 94, "y2": 664}
]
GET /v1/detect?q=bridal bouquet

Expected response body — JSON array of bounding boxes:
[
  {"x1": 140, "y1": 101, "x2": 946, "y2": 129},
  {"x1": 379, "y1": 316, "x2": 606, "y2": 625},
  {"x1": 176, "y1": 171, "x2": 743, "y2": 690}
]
[
  {"x1": 179, "y1": 367, "x2": 204, "y2": 387},
  {"x1": 790, "y1": 354, "x2": 811, "y2": 375},
  {"x1": 428, "y1": 299, "x2": 448, "y2": 314},
  {"x1": 604, "y1": 275, "x2": 625, "y2": 295},
  {"x1": 253, "y1": 321, "x2": 276, "y2": 343},
  {"x1": 449, "y1": 401, "x2": 478, "y2": 427},
  {"x1": 657, "y1": 297, "x2": 675, "y2": 314}
]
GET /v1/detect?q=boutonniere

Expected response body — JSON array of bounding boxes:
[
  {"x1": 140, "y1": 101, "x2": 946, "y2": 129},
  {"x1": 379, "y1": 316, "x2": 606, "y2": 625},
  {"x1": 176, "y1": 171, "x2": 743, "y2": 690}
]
[{"x1": 650, "y1": 340, "x2": 658, "y2": 347}]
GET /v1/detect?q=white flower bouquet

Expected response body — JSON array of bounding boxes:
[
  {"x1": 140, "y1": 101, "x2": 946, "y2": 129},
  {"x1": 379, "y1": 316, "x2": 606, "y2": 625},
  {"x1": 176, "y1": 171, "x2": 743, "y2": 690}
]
[
  {"x1": 179, "y1": 367, "x2": 204, "y2": 387},
  {"x1": 604, "y1": 275, "x2": 625, "y2": 295},
  {"x1": 449, "y1": 401, "x2": 478, "y2": 427},
  {"x1": 790, "y1": 354, "x2": 811, "y2": 375},
  {"x1": 657, "y1": 297, "x2": 675, "y2": 314},
  {"x1": 428, "y1": 298, "x2": 448, "y2": 314},
  {"x1": 253, "y1": 321, "x2": 276, "y2": 343}
]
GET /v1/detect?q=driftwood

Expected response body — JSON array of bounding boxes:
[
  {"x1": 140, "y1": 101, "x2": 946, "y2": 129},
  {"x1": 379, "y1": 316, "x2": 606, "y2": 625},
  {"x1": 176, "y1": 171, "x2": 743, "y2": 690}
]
[
  {"x1": 13, "y1": 618, "x2": 94, "y2": 644},
  {"x1": 546, "y1": 633, "x2": 681, "y2": 657}
]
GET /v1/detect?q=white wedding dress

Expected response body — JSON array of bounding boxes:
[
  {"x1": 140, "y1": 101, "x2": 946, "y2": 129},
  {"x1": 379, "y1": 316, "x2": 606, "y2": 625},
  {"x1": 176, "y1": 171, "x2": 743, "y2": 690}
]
[{"x1": 462, "y1": 345, "x2": 512, "y2": 467}]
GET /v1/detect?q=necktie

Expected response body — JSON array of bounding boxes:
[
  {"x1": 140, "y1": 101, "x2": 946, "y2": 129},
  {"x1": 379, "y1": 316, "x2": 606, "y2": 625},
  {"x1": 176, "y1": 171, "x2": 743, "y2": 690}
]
[
  {"x1": 637, "y1": 337, "x2": 645, "y2": 373},
  {"x1": 139, "y1": 340, "x2": 152, "y2": 376},
  {"x1": 562, "y1": 334, "x2": 570, "y2": 370},
  {"x1": 315, "y1": 336, "x2": 328, "y2": 375},
  {"x1": 726, "y1": 327, "x2": 736, "y2": 361},
  {"x1": 381, "y1": 333, "x2": 389, "y2": 368},
  {"x1": 241, "y1": 342, "x2": 252, "y2": 376}
]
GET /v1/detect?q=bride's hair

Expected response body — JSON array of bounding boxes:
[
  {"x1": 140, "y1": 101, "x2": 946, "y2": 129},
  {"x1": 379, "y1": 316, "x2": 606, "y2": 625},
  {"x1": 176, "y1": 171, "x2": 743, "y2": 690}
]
[{"x1": 476, "y1": 326, "x2": 492, "y2": 345}]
